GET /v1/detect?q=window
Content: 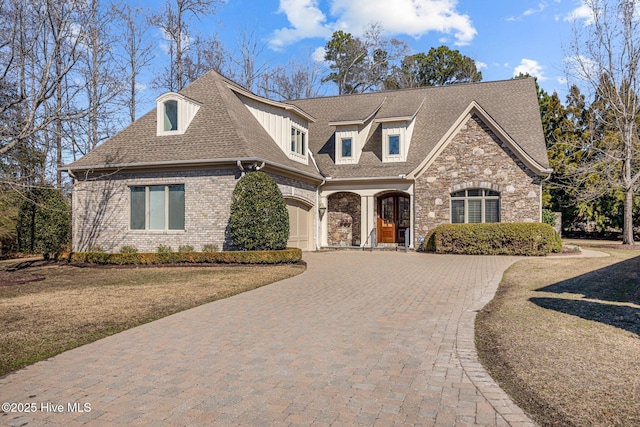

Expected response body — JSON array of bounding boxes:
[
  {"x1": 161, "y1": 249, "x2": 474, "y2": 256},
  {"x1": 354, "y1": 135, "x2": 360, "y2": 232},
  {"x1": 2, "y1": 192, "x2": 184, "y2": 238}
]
[
  {"x1": 130, "y1": 185, "x2": 185, "y2": 230},
  {"x1": 388, "y1": 135, "x2": 400, "y2": 155},
  {"x1": 341, "y1": 138, "x2": 352, "y2": 157},
  {"x1": 451, "y1": 189, "x2": 500, "y2": 223},
  {"x1": 290, "y1": 127, "x2": 306, "y2": 155},
  {"x1": 164, "y1": 100, "x2": 178, "y2": 131}
]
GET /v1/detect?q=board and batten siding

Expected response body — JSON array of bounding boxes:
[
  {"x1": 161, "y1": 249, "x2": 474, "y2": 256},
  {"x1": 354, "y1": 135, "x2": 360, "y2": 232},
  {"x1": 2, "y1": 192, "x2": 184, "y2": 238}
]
[{"x1": 240, "y1": 95, "x2": 309, "y2": 165}]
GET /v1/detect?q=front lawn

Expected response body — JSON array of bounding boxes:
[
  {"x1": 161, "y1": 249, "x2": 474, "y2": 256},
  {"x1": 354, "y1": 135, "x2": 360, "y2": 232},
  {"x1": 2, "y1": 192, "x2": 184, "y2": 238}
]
[
  {"x1": 476, "y1": 247, "x2": 640, "y2": 427},
  {"x1": 0, "y1": 262, "x2": 305, "y2": 377}
]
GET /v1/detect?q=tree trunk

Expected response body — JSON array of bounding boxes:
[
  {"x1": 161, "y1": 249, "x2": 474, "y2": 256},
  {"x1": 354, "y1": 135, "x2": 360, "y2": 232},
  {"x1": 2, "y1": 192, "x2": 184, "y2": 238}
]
[{"x1": 623, "y1": 184, "x2": 634, "y2": 245}]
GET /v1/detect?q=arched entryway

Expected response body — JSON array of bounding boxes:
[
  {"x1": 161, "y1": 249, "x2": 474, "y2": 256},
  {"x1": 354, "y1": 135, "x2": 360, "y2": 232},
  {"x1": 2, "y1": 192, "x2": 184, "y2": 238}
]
[
  {"x1": 377, "y1": 192, "x2": 410, "y2": 244},
  {"x1": 327, "y1": 192, "x2": 361, "y2": 246},
  {"x1": 285, "y1": 198, "x2": 313, "y2": 251}
]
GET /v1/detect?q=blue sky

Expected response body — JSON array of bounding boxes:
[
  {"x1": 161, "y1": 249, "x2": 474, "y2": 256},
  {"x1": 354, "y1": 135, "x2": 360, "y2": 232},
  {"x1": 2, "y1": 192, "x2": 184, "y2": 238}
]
[{"x1": 141, "y1": 0, "x2": 595, "y2": 103}]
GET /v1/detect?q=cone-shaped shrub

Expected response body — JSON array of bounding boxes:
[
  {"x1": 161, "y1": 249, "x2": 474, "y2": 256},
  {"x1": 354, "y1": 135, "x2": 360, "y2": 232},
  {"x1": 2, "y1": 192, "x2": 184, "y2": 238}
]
[{"x1": 229, "y1": 171, "x2": 289, "y2": 250}]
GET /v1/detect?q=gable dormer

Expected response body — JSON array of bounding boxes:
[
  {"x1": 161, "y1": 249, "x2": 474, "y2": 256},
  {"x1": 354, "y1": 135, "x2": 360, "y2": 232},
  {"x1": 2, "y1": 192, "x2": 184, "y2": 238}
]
[
  {"x1": 376, "y1": 117, "x2": 416, "y2": 163},
  {"x1": 156, "y1": 92, "x2": 201, "y2": 136},
  {"x1": 375, "y1": 97, "x2": 424, "y2": 163},
  {"x1": 331, "y1": 99, "x2": 384, "y2": 165}
]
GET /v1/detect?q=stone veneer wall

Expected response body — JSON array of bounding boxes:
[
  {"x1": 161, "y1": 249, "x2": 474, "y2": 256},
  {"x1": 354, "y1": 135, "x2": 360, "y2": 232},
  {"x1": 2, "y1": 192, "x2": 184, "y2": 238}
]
[
  {"x1": 72, "y1": 167, "x2": 316, "y2": 253},
  {"x1": 413, "y1": 115, "x2": 542, "y2": 246},
  {"x1": 327, "y1": 192, "x2": 361, "y2": 246}
]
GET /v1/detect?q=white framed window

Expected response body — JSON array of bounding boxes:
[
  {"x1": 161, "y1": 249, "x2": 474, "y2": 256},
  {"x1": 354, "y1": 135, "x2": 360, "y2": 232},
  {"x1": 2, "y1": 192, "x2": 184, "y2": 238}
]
[
  {"x1": 156, "y1": 93, "x2": 201, "y2": 136},
  {"x1": 163, "y1": 100, "x2": 178, "y2": 131},
  {"x1": 451, "y1": 189, "x2": 500, "y2": 224},
  {"x1": 341, "y1": 137, "x2": 353, "y2": 158},
  {"x1": 130, "y1": 185, "x2": 185, "y2": 230},
  {"x1": 388, "y1": 134, "x2": 400, "y2": 156},
  {"x1": 290, "y1": 127, "x2": 306, "y2": 155}
]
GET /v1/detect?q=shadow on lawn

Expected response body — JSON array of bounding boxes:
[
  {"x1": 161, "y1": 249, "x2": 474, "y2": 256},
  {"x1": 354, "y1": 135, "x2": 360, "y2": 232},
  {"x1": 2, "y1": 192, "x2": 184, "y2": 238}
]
[{"x1": 530, "y1": 254, "x2": 640, "y2": 336}]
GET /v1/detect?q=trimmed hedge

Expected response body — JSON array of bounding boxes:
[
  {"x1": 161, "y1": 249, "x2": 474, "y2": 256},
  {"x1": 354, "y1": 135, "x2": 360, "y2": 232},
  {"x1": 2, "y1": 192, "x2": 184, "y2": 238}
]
[
  {"x1": 56, "y1": 248, "x2": 303, "y2": 265},
  {"x1": 423, "y1": 223, "x2": 562, "y2": 256}
]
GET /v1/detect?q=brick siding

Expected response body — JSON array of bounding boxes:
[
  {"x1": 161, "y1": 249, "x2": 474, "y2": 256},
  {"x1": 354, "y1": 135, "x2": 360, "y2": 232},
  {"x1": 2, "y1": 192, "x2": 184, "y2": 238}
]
[{"x1": 72, "y1": 168, "x2": 316, "y2": 253}]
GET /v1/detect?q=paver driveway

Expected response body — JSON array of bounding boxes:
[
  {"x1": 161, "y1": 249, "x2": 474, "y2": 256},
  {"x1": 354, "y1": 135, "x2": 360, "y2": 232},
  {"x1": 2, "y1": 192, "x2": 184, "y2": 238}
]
[{"x1": 1, "y1": 251, "x2": 536, "y2": 426}]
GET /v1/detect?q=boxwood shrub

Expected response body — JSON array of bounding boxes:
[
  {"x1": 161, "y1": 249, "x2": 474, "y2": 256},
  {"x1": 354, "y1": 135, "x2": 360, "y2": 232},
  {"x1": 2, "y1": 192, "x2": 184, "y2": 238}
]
[
  {"x1": 423, "y1": 223, "x2": 562, "y2": 256},
  {"x1": 56, "y1": 248, "x2": 302, "y2": 265}
]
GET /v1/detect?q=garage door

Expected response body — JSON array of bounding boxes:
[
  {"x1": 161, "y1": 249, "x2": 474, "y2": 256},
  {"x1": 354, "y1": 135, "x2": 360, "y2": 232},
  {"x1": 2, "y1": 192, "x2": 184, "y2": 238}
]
[{"x1": 286, "y1": 199, "x2": 313, "y2": 251}]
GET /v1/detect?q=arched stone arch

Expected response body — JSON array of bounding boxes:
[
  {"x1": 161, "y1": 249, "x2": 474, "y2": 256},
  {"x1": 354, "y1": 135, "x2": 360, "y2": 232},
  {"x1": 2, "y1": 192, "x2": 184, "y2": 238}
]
[{"x1": 327, "y1": 192, "x2": 361, "y2": 246}]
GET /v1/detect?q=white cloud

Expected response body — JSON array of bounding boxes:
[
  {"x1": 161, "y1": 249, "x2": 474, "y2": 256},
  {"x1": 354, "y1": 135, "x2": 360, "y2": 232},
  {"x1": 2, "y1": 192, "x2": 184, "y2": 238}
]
[
  {"x1": 556, "y1": 76, "x2": 567, "y2": 85},
  {"x1": 523, "y1": 2, "x2": 548, "y2": 16},
  {"x1": 312, "y1": 46, "x2": 327, "y2": 63},
  {"x1": 476, "y1": 61, "x2": 487, "y2": 70},
  {"x1": 269, "y1": 0, "x2": 333, "y2": 50},
  {"x1": 269, "y1": 0, "x2": 477, "y2": 49},
  {"x1": 514, "y1": 58, "x2": 547, "y2": 81},
  {"x1": 330, "y1": 0, "x2": 476, "y2": 45},
  {"x1": 506, "y1": 2, "x2": 547, "y2": 21},
  {"x1": 564, "y1": 2, "x2": 594, "y2": 24}
]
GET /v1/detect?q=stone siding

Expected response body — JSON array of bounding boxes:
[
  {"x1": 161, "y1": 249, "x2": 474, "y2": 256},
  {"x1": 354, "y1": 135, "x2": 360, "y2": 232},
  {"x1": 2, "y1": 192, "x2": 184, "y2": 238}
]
[
  {"x1": 414, "y1": 115, "x2": 542, "y2": 246},
  {"x1": 327, "y1": 192, "x2": 361, "y2": 246},
  {"x1": 72, "y1": 168, "x2": 316, "y2": 253}
]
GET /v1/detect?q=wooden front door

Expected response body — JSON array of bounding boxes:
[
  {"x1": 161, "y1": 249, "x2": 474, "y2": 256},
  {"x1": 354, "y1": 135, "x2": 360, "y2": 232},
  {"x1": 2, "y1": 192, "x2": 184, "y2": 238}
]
[{"x1": 377, "y1": 194, "x2": 410, "y2": 244}]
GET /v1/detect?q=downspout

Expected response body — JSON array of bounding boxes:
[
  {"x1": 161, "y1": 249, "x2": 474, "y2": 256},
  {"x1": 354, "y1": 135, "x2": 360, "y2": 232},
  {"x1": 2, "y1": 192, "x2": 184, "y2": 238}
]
[
  {"x1": 308, "y1": 150, "x2": 326, "y2": 251},
  {"x1": 66, "y1": 169, "x2": 78, "y2": 252},
  {"x1": 540, "y1": 168, "x2": 554, "y2": 222}
]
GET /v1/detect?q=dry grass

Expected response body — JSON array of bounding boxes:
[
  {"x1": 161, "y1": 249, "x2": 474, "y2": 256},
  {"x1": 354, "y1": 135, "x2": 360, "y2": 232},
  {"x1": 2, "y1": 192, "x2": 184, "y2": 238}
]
[
  {"x1": 0, "y1": 262, "x2": 305, "y2": 377},
  {"x1": 476, "y1": 248, "x2": 640, "y2": 427}
]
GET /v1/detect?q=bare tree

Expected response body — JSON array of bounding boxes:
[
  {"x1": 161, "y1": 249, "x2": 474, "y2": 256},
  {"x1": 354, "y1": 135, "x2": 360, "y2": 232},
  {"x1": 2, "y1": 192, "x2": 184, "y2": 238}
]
[
  {"x1": 567, "y1": 0, "x2": 640, "y2": 244},
  {"x1": 183, "y1": 32, "x2": 227, "y2": 84},
  {"x1": 262, "y1": 59, "x2": 323, "y2": 100},
  {"x1": 228, "y1": 30, "x2": 267, "y2": 93},
  {"x1": 0, "y1": 0, "x2": 94, "y2": 187},
  {"x1": 151, "y1": 0, "x2": 221, "y2": 92},
  {"x1": 115, "y1": 3, "x2": 155, "y2": 123}
]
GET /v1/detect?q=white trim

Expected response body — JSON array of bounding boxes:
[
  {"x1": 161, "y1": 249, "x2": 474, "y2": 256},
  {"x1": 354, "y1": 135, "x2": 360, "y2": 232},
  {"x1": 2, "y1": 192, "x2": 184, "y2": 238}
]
[
  {"x1": 227, "y1": 83, "x2": 316, "y2": 123},
  {"x1": 156, "y1": 92, "x2": 202, "y2": 136}
]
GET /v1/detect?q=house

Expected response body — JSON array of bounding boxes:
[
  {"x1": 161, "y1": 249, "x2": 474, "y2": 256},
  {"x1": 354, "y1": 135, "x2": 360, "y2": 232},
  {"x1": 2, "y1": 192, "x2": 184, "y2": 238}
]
[{"x1": 64, "y1": 70, "x2": 551, "y2": 252}]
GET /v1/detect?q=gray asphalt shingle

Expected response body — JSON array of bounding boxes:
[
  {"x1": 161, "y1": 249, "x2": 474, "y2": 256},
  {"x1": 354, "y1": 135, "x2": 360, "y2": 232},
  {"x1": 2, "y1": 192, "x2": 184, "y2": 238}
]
[{"x1": 66, "y1": 71, "x2": 548, "y2": 180}]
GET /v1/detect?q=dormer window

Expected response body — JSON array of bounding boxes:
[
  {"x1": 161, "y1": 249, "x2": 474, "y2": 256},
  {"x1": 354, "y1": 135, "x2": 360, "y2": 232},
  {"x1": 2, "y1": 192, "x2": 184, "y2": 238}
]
[
  {"x1": 388, "y1": 135, "x2": 400, "y2": 156},
  {"x1": 380, "y1": 120, "x2": 415, "y2": 162},
  {"x1": 341, "y1": 138, "x2": 353, "y2": 158},
  {"x1": 291, "y1": 127, "x2": 306, "y2": 156},
  {"x1": 164, "y1": 100, "x2": 178, "y2": 131},
  {"x1": 156, "y1": 92, "x2": 201, "y2": 136}
]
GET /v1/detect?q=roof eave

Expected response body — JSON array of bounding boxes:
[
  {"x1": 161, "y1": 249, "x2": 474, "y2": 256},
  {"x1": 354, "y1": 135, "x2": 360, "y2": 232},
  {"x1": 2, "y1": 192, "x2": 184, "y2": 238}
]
[{"x1": 64, "y1": 157, "x2": 325, "y2": 182}]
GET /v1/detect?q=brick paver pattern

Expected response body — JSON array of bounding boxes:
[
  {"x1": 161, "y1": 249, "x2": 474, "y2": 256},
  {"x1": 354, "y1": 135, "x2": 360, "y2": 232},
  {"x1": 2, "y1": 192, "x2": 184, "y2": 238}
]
[{"x1": 1, "y1": 252, "x2": 536, "y2": 426}]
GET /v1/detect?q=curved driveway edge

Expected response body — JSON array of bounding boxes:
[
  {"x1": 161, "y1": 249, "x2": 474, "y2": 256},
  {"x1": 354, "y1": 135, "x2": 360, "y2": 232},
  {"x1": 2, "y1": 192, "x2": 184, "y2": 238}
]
[{"x1": 1, "y1": 251, "x2": 536, "y2": 426}]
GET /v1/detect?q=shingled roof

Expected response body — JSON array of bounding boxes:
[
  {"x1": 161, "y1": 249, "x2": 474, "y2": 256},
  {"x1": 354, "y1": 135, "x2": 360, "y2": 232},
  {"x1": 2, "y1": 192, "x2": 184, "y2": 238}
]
[
  {"x1": 289, "y1": 77, "x2": 550, "y2": 179},
  {"x1": 66, "y1": 71, "x2": 549, "y2": 181},
  {"x1": 65, "y1": 71, "x2": 322, "y2": 179}
]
